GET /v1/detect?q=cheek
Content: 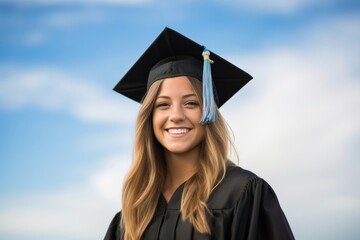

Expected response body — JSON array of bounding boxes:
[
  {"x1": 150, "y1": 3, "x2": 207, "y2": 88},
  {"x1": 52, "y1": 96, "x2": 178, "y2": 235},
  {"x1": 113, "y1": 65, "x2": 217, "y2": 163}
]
[
  {"x1": 152, "y1": 112, "x2": 165, "y2": 136},
  {"x1": 198, "y1": 126, "x2": 206, "y2": 140},
  {"x1": 191, "y1": 109, "x2": 202, "y2": 122}
]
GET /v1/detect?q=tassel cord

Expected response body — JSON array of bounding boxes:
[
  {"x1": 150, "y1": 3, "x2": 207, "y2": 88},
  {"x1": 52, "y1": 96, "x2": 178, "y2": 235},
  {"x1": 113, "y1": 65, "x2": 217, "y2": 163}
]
[{"x1": 200, "y1": 49, "x2": 217, "y2": 124}]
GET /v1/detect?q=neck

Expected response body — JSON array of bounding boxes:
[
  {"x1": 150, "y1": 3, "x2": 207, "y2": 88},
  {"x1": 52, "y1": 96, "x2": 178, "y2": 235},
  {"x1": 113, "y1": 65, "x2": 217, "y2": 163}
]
[
  {"x1": 165, "y1": 152, "x2": 198, "y2": 183},
  {"x1": 162, "y1": 147, "x2": 200, "y2": 201}
]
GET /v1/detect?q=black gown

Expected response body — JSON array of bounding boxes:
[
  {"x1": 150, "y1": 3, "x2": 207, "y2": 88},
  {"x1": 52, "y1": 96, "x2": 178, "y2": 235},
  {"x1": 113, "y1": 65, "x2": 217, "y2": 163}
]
[{"x1": 104, "y1": 166, "x2": 295, "y2": 240}]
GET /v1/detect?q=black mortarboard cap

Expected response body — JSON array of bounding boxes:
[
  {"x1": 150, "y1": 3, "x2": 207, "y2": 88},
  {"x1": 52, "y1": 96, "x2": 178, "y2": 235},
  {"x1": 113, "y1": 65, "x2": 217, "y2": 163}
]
[{"x1": 113, "y1": 27, "x2": 252, "y2": 110}]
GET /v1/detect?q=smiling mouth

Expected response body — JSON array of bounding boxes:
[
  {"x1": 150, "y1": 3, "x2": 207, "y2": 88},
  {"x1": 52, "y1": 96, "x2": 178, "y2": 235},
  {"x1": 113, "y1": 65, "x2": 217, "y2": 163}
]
[{"x1": 167, "y1": 128, "x2": 190, "y2": 135}]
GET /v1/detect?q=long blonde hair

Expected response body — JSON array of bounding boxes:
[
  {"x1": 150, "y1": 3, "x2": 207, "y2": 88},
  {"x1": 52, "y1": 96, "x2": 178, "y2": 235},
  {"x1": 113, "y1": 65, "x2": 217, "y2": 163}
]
[{"x1": 121, "y1": 77, "x2": 231, "y2": 240}]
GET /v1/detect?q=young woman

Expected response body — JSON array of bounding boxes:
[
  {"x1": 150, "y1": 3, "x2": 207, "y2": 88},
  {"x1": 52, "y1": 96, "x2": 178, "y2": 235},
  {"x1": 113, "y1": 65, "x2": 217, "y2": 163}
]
[{"x1": 104, "y1": 27, "x2": 295, "y2": 240}]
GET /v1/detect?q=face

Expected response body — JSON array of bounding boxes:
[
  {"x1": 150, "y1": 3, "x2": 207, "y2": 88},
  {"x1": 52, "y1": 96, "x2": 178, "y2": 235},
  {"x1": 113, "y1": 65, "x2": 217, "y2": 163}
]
[{"x1": 152, "y1": 76, "x2": 205, "y2": 156}]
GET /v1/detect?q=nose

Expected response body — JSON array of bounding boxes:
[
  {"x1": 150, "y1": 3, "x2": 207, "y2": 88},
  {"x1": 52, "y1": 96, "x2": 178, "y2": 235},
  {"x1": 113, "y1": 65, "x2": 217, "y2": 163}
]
[{"x1": 168, "y1": 103, "x2": 185, "y2": 122}]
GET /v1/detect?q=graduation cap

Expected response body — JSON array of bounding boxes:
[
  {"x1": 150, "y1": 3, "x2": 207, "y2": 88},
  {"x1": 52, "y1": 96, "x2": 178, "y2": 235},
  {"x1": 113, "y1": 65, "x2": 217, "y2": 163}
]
[{"x1": 113, "y1": 27, "x2": 252, "y2": 124}]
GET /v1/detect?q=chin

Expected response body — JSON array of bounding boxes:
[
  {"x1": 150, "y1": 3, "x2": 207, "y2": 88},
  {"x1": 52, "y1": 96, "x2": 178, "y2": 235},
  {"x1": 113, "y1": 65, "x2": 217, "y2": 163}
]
[
  {"x1": 165, "y1": 147, "x2": 189, "y2": 154},
  {"x1": 164, "y1": 143, "x2": 200, "y2": 155}
]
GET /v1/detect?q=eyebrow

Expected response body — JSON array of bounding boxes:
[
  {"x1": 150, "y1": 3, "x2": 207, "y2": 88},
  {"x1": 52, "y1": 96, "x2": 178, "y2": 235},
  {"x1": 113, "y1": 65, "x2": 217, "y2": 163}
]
[{"x1": 156, "y1": 93, "x2": 197, "y2": 99}]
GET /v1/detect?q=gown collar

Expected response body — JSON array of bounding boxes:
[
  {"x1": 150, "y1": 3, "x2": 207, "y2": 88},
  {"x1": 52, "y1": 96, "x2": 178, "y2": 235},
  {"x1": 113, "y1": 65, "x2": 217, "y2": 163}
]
[{"x1": 159, "y1": 181, "x2": 186, "y2": 210}]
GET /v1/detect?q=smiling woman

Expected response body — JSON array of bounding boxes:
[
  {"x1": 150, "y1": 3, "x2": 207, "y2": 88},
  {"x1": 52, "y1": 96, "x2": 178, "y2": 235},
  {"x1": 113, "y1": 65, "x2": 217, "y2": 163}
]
[{"x1": 104, "y1": 27, "x2": 295, "y2": 240}]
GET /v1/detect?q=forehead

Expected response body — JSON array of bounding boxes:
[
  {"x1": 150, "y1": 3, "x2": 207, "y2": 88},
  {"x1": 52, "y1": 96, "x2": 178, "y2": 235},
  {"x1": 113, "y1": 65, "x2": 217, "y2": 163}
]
[{"x1": 157, "y1": 76, "x2": 196, "y2": 96}]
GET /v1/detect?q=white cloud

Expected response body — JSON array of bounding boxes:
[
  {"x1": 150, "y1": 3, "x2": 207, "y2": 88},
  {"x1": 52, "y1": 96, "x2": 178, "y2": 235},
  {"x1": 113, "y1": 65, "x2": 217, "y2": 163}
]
[
  {"x1": 0, "y1": 67, "x2": 139, "y2": 124},
  {"x1": 0, "y1": 154, "x2": 131, "y2": 239},
  {"x1": 90, "y1": 155, "x2": 131, "y2": 202},
  {"x1": 219, "y1": 0, "x2": 335, "y2": 13},
  {"x1": 225, "y1": 15, "x2": 360, "y2": 173},
  {"x1": 221, "y1": 15, "x2": 360, "y2": 239}
]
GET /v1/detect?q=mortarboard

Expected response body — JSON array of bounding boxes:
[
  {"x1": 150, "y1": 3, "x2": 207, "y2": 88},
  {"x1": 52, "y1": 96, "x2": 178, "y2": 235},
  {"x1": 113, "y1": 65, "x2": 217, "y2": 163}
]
[{"x1": 113, "y1": 27, "x2": 252, "y2": 123}]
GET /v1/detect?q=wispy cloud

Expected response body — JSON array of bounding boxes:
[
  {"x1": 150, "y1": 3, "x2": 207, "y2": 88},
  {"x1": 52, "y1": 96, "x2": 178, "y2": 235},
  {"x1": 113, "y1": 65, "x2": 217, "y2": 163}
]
[
  {"x1": 218, "y1": 0, "x2": 336, "y2": 13},
  {"x1": 22, "y1": 31, "x2": 47, "y2": 45},
  {"x1": 0, "y1": 0, "x2": 151, "y2": 5},
  {"x1": 1, "y1": 8, "x2": 112, "y2": 46},
  {"x1": 44, "y1": 8, "x2": 108, "y2": 28},
  {"x1": 0, "y1": 67, "x2": 138, "y2": 124}
]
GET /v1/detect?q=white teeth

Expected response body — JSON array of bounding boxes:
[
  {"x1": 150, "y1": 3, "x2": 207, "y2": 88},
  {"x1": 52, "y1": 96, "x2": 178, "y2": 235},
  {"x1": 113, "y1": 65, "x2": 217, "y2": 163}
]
[{"x1": 168, "y1": 128, "x2": 189, "y2": 134}]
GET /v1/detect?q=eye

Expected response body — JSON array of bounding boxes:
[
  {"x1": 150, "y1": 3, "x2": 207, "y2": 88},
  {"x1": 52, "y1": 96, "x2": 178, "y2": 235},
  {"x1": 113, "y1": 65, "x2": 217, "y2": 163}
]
[
  {"x1": 155, "y1": 102, "x2": 170, "y2": 109},
  {"x1": 185, "y1": 101, "x2": 200, "y2": 108}
]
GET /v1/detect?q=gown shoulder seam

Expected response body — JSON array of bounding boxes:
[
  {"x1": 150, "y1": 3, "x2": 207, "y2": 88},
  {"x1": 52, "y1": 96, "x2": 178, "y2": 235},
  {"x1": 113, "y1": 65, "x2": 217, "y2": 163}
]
[{"x1": 239, "y1": 175, "x2": 260, "y2": 198}]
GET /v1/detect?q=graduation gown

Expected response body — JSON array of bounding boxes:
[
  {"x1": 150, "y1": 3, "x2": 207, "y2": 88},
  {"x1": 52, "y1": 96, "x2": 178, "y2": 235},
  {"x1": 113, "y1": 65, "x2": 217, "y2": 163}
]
[{"x1": 104, "y1": 166, "x2": 295, "y2": 240}]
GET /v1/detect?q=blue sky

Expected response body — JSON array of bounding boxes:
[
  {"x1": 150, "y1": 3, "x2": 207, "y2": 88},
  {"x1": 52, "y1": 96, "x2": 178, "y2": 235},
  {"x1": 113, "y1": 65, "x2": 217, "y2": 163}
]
[{"x1": 0, "y1": 0, "x2": 359, "y2": 239}]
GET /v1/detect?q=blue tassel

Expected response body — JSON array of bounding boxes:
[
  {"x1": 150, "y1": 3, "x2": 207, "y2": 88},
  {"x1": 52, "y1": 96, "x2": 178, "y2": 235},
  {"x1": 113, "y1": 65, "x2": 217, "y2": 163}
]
[{"x1": 200, "y1": 48, "x2": 216, "y2": 124}]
